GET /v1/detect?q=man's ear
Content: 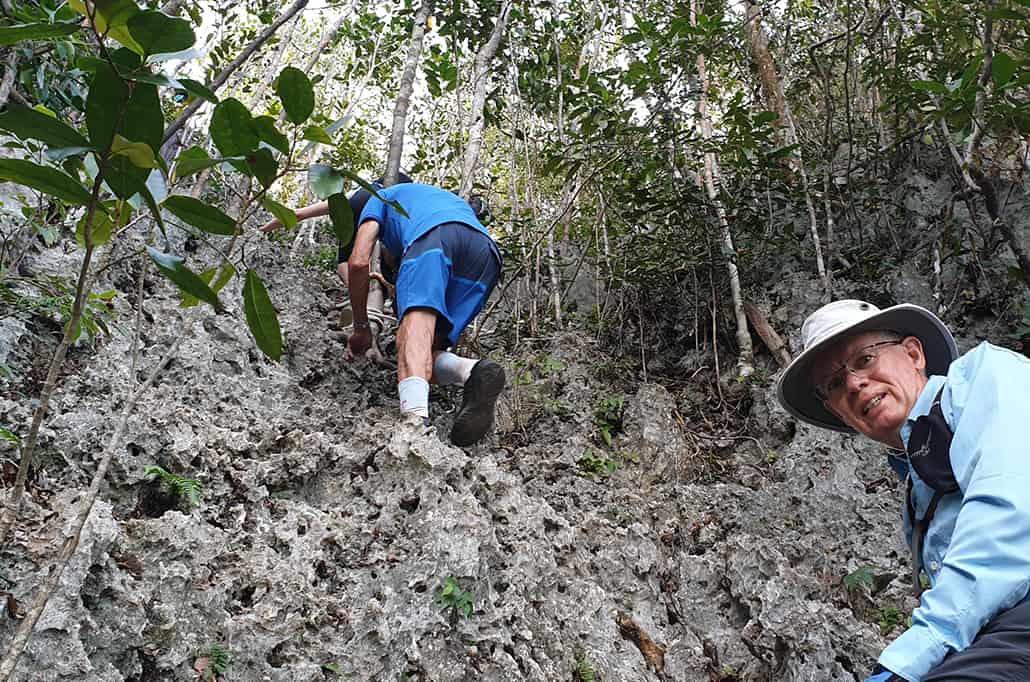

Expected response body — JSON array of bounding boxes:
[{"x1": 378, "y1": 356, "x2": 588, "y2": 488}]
[{"x1": 902, "y1": 335, "x2": 926, "y2": 371}]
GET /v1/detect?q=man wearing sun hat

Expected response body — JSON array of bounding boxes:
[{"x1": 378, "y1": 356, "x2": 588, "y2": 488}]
[{"x1": 777, "y1": 299, "x2": 1030, "y2": 681}]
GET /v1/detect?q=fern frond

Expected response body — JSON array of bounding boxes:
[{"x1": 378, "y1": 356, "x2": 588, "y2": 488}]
[{"x1": 144, "y1": 465, "x2": 202, "y2": 509}]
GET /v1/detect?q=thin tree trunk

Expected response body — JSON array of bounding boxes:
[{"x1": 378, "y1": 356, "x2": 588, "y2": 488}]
[
  {"x1": 385, "y1": 0, "x2": 432, "y2": 185},
  {"x1": 692, "y1": 0, "x2": 753, "y2": 378},
  {"x1": 162, "y1": 0, "x2": 309, "y2": 144},
  {"x1": 0, "y1": 51, "x2": 17, "y2": 109},
  {"x1": 458, "y1": 0, "x2": 513, "y2": 198},
  {"x1": 0, "y1": 332, "x2": 184, "y2": 682},
  {"x1": 0, "y1": 173, "x2": 104, "y2": 543},
  {"x1": 745, "y1": 0, "x2": 827, "y2": 290}
]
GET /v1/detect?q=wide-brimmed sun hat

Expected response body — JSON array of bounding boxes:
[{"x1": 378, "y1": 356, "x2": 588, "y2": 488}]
[{"x1": 776, "y1": 299, "x2": 959, "y2": 432}]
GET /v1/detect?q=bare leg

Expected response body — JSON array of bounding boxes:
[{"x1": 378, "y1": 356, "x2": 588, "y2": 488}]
[{"x1": 397, "y1": 308, "x2": 437, "y2": 382}]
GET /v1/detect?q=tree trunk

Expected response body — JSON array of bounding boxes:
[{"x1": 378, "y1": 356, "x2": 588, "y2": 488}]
[
  {"x1": 458, "y1": 0, "x2": 513, "y2": 198},
  {"x1": 385, "y1": 0, "x2": 432, "y2": 185},
  {"x1": 0, "y1": 51, "x2": 17, "y2": 109},
  {"x1": 161, "y1": 0, "x2": 310, "y2": 144},
  {"x1": 745, "y1": 0, "x2": 828, "y2": 290},
  {"x1": 693, "y1": 0, "x2": 754, "y2": 378}
]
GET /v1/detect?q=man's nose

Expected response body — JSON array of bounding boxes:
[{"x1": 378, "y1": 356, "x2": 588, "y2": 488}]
[{"x1": 844, "y1": 367, "x2": 867, "y2": 392}]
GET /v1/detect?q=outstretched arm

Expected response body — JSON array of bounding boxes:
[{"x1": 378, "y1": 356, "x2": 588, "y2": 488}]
[
  {"x1": 259, "y1": 200, "x2": 330, "y2": 233},
  {"x1": 344, "y1": 219, "x2": 381, "y2": 361}
]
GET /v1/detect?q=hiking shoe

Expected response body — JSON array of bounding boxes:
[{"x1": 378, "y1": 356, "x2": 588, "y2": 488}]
[{"x1": 450, "y1": 360, "x2": 505, "y2": 446}]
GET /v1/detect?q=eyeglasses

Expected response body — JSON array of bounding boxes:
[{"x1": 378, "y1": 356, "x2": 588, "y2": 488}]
[{"x1": 814, "y1": 339, "x2": 904, "y2": 401}]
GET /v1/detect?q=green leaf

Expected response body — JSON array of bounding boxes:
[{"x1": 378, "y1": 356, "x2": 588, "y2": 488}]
[
  {"x1": 337, "y1": 169, "x2": 409, "y2": 218},
  {"x1": 261, "y1": 196, "x2": 298, "y2": 230},
  {"x1": 111, "y1": 134, "x2": 157, "y2": 168},
  {"x1": 163, "y1": 195, "x2": 236, "y2": 235},
  {"x1": 910, "y1": 79, "x2": 948, "y2": 94},
  {"x1": 244, "y1": 148, "x2": 277, "y2": 189},
  {"x1": 178, "y1": 78, "x2": 217, "y2": 103},
  {"x1": 243, "y1": 270, "x2": 282, "y2": 361},
  {"x1": 991, "y1": 53, "x2": 1018, "y2": 88},
  {"x1": 147, "y1": 246, "x2": 220, "y2": 309},
  {"x1": 327, "y1": 192, "x2": 354, "y2": 245},
  {"x1": 302, "y1": 125, "x2": 333, "y2": 145},
  {"x1": 210, "y1": 98, "x2": 259, "y2": 156},
  {"x1": 275, "y1": 66, "x2": 315, "y2": 125},
  {"x1": 308, "y1": 164, "x2": 344, "y2": 199},
  {"x1": 86, "y1": 63, "x2": 129, "y2": 152},
  {"x1": 0, "y1": 427, "x2": 20, "y2": 445},
  {"x1": 172, "y1": 146, "x2": 221, "y2": 180},
  {"x1": 0, "y1": 21, "x2": 81, "y2": 45},
  {"x1": 104, "y1": 155, "x2": 150, "y2": 200},
  {"x1": 126, "y1": 10, "x2": 196, "y2": 57},
  {"x1": 0, "y1": 105, "x2": 90, "y2": 149},
  {"x1": 0, "y1": 158, "x2": 92, "y2": 205},
  {"x1": 181, "y1": 262, "x2": 235, "y2": 307},
  {"x1": 122, "y1": 82, "x2": 163, "y2": 154},
  {"x1": 69, "y1": 0, "x2": 143, "y2": 52},
  {"x1": 254, "y1": 116, "x2": 290, "y2": 155},
  {"x1": 75, "y1": 208, "x2": 114, "y2": 247}
]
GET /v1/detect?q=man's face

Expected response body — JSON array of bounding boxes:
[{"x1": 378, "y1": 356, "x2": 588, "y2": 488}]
[{"x1": 812, "y1": 331, "x2": 928, "y2": 448}]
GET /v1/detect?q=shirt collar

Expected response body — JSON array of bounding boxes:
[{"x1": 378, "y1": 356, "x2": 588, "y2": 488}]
[{"x1": 899, "y1": 374, "x2": 947, "y2": 450}]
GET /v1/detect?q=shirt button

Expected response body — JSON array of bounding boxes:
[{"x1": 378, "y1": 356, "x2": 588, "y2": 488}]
[{"x1": 929, "y1": 561, "x2": 940, "y2": 572}]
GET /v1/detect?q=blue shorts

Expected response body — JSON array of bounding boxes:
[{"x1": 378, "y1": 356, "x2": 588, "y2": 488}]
[{"x1": 395, "y1": 222, "x2": 501, "y2": 347}]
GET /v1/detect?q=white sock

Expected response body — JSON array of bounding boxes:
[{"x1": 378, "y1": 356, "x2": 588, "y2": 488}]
[
  {"x1": 432, "y1": 352, "x2": 478, "y2": 386},
  {"x1": 398, "y1": 376, "x2": 430, "y2": 418}
]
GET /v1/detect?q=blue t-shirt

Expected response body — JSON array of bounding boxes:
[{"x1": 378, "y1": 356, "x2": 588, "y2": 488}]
[{"x1": 357, "y1": 183, "x2": 489, "y2": 259}]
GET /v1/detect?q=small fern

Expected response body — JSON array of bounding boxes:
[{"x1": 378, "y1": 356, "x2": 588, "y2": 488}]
[
  {"x1": 575, "y1": 650, "x2": 597, "y2": 682},
  {"x1": 197, "y1": 642, "x2": 231, "y2": 681},
  {"x1": 145, "y1": 465, "x2": 202, "y2": 508}
]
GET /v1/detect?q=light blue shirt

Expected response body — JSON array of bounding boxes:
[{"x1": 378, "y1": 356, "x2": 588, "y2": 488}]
[
  {"x1": 358, "y1": 183, "x2": 488, "y2": 260},
  {"x1": 880, "y1": 342, "x2": 1030, "y2": 680}
]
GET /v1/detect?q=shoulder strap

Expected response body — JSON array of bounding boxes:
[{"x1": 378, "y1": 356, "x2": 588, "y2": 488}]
[
  {"x1": 904, "y1": 384, "x2": 957, "y2": 596},
  {"x1": 905, "y1": 385, "x2": 958, "y2": 494}
]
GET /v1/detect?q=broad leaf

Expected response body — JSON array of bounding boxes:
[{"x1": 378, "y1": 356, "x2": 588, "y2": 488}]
[
  {"x1": 181, "y1": 262, "x2": 235, "y2": 307},
  {"x1": 243, "y1": 270, "x2": 282, "y2": 361},
  {"x1": 261, "y1": 196, "x2": 298, "y2": 230},
  {"x1": 308, "y1": 164, "x2": 344, "y2": 199},
  {"x1": 327, "y1": 192, "x2": 354, "y2": 245},
  {"x1": 0, "y1": 158, "x2": 92, "y2": 204},
  {"x1": 126, "y1": 10, "x2": 196, "y2": 57},
  {"x1": 0, "y1": 105, "x2": 90, "y2": 149},
  {"x1": 178, "y1": 78, "x2": 217, "y2": 103},
  {"x1": 86, "y1": 63, "x2": 129, "y2": 152},
  {"x1": 254, "y1": 116, "x2": 290, "y2": 155},
  {"x1": 275, "y1": 66, "x2": 314, "y2": 125},
  {"x1": 163, "y1": 195, "x2": 236, "y2": 236},
  {"x1": 75, "y1": 208, "x2": 114, "y2": 247},
  {"x1": 302, "y1": 125, "x2": 333, "y2": 145},
  {"x1": 111, "y1": 134, "x2": 157, "y2": 169},
  {"x1": 244, "y1": 148, "x2": 277, "y2": 189},
  {"x1": 338, "y1": 169, "x2": 409, "y2": 218},
  {"x1": 909, "y1": 79, "x2": 948, "y2": 94},
  {"x1": 0, "y1": 21, "x2": 81, "y2": 46},
  {"x1": 104, "y1": 155, "x2": 150, "y2": 200},
  {"x1": 147, "y1": 247, "x2": 220, "y2": 309},
  {"x1": 122, "y1": 82, "x2": 163, "y2": 154},
  {"x1": 992, "y1": 53, "x2": 1017, "y2": 88},
  {"x1": 172, "y1": 146, "x2": 233, "y2": 180},
  {"x1": 210, "y1": 98, "x2": 259, "y2": 156}
]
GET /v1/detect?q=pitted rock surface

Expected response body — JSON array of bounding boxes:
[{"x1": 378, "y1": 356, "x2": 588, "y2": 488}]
[{"x1": 1, "y1": 241, "x2": 913, "y2": 681}]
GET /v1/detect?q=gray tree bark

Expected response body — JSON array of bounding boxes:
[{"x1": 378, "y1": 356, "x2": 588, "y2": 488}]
[
  {"x1": 384, "y1": 1, "x2": 432, "y2": 185},
  {"x1": 458, "y1": 0, "x2": 513, "y2": 198}
]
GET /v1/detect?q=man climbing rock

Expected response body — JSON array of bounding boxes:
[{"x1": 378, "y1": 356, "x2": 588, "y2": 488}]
[
  {"x1": 262, "y1": 181, "x2": 505, "y2": 447},
  {"x1": 777, "y1": 299, "x2": 1030, "y2": 681}
]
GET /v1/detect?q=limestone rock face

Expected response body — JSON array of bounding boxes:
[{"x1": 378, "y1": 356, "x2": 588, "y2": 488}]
[{"x1": 1, "y1": 243, "x2": 910, "y2": 682}]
